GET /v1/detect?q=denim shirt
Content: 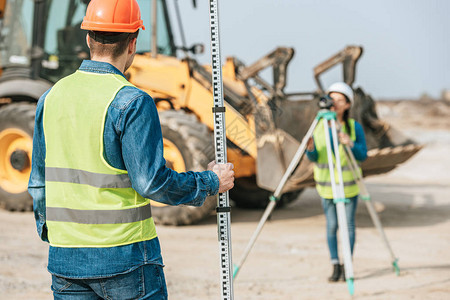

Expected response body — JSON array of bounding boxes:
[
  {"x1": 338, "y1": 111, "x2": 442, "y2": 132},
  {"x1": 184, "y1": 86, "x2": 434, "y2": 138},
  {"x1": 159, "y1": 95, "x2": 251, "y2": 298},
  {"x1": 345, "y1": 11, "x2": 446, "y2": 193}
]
[
  {"x1": 306, "y1": 120, "x2": 368, "y2": 162},
  {"x1": 28, "y1": 60, "x2": 219, "y2": 278}
]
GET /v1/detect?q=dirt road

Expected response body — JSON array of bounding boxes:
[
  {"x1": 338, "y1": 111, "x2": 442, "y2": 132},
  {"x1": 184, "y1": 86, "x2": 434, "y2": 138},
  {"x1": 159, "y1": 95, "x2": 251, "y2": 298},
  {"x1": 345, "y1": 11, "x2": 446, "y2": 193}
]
[{"x1": 1, "y1": 101, "x2": 449, "y2": 299}]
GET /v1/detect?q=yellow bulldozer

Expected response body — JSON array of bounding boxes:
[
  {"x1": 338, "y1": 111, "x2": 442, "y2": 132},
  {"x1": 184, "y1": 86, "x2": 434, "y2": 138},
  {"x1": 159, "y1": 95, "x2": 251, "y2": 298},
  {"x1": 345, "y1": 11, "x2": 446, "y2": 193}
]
[{"x1": 0, "y1": 0, "x2": 421, "y2": 225}]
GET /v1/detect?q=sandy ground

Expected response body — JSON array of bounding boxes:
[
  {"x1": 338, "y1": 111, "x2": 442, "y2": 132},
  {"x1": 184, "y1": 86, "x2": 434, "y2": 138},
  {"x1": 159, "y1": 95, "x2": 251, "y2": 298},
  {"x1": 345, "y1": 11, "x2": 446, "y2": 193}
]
[{"x1": 1, "y1": 101, "x2": 449, "y2": 299}]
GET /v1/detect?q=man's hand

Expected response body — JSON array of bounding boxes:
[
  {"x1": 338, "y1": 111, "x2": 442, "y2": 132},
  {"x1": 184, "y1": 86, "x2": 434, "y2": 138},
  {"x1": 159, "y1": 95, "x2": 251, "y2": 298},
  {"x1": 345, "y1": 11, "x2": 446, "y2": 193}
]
[{"x1": 207, "y1": 161, "x2": 235, "y2": 193}]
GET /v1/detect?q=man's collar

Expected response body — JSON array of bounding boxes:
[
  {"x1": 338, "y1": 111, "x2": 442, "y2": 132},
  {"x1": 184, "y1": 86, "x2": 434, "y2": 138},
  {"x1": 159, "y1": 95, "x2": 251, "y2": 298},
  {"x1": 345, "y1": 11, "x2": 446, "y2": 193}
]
[{"x1": 79, "y1": 60, "x2": 126, "y2": 78}]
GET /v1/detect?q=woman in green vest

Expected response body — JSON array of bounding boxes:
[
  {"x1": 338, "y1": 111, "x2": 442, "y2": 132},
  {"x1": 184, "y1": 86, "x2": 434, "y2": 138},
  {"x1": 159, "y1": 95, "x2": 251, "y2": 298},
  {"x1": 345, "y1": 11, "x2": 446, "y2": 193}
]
[{"x1": 306, "y1": 82, "x2": 368, "y2": 282}]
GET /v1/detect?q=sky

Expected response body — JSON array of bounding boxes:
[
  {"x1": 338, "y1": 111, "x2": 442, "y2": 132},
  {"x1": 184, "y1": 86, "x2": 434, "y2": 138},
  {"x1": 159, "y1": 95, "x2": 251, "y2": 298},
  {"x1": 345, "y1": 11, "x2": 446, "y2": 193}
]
[{"x1": 167, "y1": 0, "x2": 449, "y2": 100}]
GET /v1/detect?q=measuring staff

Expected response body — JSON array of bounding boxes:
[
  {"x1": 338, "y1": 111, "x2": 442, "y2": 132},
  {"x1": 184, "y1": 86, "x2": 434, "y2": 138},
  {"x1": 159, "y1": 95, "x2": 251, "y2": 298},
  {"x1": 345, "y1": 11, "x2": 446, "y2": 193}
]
[{"x1": 209, "y1": 0, "x2": 235, "y2": 299}]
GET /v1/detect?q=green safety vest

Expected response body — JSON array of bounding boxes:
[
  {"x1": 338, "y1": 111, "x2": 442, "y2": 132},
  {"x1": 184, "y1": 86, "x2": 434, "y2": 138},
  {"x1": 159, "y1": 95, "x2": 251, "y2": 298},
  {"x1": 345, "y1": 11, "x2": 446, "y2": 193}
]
[
  {"x1": 43, "y1": 70, "x2": 157, "y2": 248},
  {"x1": 313, "y1": 118, "x2": 361, "y2": 199}
]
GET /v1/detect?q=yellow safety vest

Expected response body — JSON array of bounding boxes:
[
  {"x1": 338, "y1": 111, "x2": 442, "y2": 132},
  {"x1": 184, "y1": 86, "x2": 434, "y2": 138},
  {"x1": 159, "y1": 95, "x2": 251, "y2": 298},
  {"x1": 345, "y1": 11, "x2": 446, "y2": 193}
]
[
  {"x1": 313, "y1": 118, "x2": 361, "y2": 199},
  {"x1": 43, "y1": 70, "x2": 157, "y2": 247}
]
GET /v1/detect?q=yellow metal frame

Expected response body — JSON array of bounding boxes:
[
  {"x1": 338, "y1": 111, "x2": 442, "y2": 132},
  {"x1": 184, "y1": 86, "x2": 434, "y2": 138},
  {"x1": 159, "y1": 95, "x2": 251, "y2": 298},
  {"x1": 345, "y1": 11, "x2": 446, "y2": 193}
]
[{"x1": 127, "y1": 54, "x2": 259, "y2": 178}]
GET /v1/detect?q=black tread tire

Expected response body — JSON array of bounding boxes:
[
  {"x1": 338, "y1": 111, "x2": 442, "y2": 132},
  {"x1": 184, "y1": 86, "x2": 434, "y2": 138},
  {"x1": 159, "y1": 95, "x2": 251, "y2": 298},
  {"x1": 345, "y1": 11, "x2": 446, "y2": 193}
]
[
  {"x1": 0, "y1": 103, "x2": 36, "y2": 211},
  {"x1": 230, "y1": 176, "x2": 303, "y2": 209},
  {"x1": 152, "y1": 110, "x2": 217, "y2": 225}
]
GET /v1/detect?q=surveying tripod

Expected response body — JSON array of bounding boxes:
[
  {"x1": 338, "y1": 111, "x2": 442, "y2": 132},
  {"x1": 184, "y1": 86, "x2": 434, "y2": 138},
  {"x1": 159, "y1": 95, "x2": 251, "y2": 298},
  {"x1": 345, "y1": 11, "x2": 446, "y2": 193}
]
[
  {"x1": 342, "y1": 143, "x2": 400, "y2": 276},
  {"x1": 233, "y1": 102, "x2": 399, "y2": 296}
]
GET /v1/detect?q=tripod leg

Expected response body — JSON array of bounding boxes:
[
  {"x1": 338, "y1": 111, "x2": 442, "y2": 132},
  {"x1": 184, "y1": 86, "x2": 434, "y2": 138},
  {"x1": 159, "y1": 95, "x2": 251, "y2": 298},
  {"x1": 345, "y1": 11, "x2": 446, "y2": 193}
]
[
  {"x1": 273, "y1": 117, "x2": 320, "y2": 197},
  {"x1": 324, "y1": 119, "x2": 355, "y2": 295},
  {"x1": 233, "y1": 198, "x2": 276, "y2": 279},
  {"x1": 343, "y1": 146, "x2": 400, "y2": 275},
  {"x1": 233, "y1": 117, "x2": 320, "y2": 280}
]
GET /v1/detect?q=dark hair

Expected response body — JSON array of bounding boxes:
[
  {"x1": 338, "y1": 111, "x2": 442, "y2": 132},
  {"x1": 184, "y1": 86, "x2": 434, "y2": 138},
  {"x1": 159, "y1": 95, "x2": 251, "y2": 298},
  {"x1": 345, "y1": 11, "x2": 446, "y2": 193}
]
[
  {"x1": 88, "y1": 31, "x2": 139, "y2": 59},
  {"x1": 343, "y1": 96, "x2": 351, "y2": 135}
]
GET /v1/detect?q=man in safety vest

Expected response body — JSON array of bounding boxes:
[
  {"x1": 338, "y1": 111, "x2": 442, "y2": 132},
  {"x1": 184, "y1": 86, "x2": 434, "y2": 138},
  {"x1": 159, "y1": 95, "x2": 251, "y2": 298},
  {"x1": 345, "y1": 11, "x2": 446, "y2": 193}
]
[{"x1": 28, "y1": 0, "x2": 234, "y2": 298}]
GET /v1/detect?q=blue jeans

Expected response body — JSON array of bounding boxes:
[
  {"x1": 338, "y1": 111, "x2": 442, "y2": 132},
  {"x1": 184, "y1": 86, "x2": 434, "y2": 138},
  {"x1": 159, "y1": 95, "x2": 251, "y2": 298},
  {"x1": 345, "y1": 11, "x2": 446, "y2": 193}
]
[
  {"x1": 51, "y1": 264, "x2": 167, "y2": 299},
  {"x1": 321, "y1": 196, "x2": 358, "y2": 264}
]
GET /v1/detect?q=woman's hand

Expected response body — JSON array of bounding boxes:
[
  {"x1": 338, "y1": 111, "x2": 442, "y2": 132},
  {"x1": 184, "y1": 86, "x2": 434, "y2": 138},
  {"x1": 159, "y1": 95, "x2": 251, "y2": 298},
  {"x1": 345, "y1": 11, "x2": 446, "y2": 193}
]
[
  {"x1": 338, "y1": 132, "x2": 354, "y2": 147},
  {"x1": 307, "y1": 137, "x2": 315, "y2": 151}
]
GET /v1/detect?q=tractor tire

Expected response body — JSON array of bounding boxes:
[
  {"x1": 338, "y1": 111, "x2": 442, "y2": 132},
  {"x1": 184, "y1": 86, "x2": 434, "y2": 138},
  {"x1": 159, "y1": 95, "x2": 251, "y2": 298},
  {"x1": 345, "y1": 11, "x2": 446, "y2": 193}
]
[
  {"x1": 0, "y1": 103, "x2": 36, "y2": 211},
  {"x1": 230, "y1": 176, "x2": 303, "y2": 209},
  {"x1": 152, "y1": 110, "x2": 217, "y2": 225}
]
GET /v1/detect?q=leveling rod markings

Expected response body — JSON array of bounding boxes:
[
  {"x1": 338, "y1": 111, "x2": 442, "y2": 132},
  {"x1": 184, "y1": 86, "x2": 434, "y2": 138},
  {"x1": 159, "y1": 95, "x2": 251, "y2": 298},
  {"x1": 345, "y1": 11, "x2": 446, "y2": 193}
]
[{"x1": 209, "y1": 0, "x2": 234, "y2": 299}]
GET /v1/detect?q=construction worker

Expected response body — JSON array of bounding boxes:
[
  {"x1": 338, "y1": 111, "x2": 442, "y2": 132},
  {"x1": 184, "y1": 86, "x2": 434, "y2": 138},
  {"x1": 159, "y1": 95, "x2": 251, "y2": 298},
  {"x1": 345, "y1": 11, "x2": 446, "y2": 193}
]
[
  {"x1": 306, "y1": 82, "x2": 367, "y2": 282},
  {"x1": 28, "y1": 0, "x2": 234, "y2": 298}
]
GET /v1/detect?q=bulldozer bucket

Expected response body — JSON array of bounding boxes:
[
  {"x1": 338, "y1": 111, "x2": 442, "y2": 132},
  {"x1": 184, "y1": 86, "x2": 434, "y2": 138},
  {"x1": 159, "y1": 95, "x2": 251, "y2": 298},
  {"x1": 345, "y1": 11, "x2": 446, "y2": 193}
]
[{"x1": 256, "y1": 129, "x2": 300, "y2": 192}]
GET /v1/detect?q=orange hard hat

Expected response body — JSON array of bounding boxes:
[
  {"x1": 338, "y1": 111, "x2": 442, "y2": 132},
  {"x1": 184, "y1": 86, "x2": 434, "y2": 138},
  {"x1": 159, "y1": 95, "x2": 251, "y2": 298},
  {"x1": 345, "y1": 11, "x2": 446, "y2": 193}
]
[{"x1": 81, "y1": 0, "x2": 145, "y2": 33}]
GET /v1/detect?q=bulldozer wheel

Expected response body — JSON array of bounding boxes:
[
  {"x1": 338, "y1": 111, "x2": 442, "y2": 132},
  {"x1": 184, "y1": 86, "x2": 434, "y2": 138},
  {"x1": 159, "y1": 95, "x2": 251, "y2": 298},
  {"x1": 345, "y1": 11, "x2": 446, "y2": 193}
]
[
  {"x1": 0, "y1": 103, "x2": 36, "y2": 211},
  {"x1": 152, "y1": 110, "x2": 216, "y2": 225},
  {"x1": 230, "y1": 176, "x2": 302, "y2": 209}
]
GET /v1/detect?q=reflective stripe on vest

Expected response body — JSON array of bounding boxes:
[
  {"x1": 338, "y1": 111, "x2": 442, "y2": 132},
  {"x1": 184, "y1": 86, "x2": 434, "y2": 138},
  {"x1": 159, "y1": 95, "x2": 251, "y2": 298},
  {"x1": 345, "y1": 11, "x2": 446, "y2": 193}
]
[
  {"x1": 46, "y1": 203, "x2": 152, "y2": 224},
  {"x1": 313, "y1": 118, "x2": 361, "y2": 199},
  {"x1": 315, "y1": 164, "x2": 353, "y2": 172},
  {"x1": 43, "y1": 70, "x2": 157, "y2": 248},
  {"x1": 315, "y1": 180, "x2": 357, "y2": 187},
  {"x1": 45, "y1": 167, "x2": 132, "y2": 189}
]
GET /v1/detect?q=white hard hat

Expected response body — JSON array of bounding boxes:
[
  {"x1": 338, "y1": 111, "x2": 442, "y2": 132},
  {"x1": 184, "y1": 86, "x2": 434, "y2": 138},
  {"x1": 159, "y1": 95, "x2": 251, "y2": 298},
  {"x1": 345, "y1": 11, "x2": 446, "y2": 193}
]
[{"x1": 327, "y1": 82, "x2": 354, "y2": 105}]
